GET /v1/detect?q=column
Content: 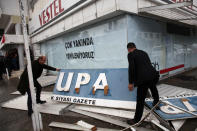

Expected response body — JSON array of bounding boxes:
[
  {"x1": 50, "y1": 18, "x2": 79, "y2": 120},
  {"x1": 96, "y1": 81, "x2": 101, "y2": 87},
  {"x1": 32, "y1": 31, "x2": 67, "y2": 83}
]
[{"x1": 15, "y1": 23, "x2": 25, "y2": 70}]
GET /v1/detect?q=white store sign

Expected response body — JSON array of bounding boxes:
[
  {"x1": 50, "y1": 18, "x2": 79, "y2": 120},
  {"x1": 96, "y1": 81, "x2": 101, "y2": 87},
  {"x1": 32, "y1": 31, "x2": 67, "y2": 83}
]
[
  {"x1": 29, "y1": 0, "x2": 85, "y2": 33},
  {"x1": 146, "y1": 94, "x2": 197, "y2": 120}
]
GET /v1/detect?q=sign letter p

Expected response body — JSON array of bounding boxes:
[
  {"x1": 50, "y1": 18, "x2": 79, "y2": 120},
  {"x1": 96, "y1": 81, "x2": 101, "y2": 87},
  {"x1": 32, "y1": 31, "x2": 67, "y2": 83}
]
[{"x1": 75, "y1": 73, "x2": 90, "y2": 93}]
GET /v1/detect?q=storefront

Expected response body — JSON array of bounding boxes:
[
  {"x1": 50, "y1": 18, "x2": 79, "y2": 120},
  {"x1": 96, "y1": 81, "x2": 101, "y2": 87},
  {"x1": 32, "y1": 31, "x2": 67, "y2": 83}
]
[
  {"x1": 28, "y1": 0, "x2": 197, "y2": 109},
  {"x1": 38, "y1": 14, "x2": 197, "y2": 76},
  {"x1": 29, "y1": 0, "x2": 197, "y2": 76},
  {"x1": 0, "y1": 34, "x2": 25, "y2": 73}
]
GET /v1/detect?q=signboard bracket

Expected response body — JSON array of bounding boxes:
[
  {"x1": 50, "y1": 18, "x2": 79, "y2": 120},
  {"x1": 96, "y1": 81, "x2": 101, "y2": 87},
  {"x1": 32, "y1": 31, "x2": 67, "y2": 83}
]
[
  {"x1": 69, "y1": 108, "x2": 135, "y2": 129},
  {"x1": 139, "y1": 1, "x2": 192, "y2": 12},
  {"x1": 49, "y1": 121, "x2": 120, "y2": 131},
  {"x1": 148, "y1": 110, "x2": 175, "y2": 131},
  {"x1": 150, "y1": 120, "x2": 170, "y2": 131},
  {"x1": 121, "y1": 101, "x2": 169, "y2": 131},
  {"x1": 144, "y1": 103, "x2": 176, "y2": 131},
  {"x1": 59, "y1": 103, "x2": 75, "y2": 115}
]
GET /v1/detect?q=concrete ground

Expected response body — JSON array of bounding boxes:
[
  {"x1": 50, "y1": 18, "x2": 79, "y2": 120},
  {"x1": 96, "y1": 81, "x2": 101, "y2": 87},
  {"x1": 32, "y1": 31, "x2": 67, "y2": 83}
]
[
  {"x1": 0, "y1": 77, "x2": 123, "y2": 131},
  {"x1": 159, "y1": 68, "x2": 197, "y2": 131},
  {"x1": 0, "y1": 68, "x2": 197, "y2": 131}
]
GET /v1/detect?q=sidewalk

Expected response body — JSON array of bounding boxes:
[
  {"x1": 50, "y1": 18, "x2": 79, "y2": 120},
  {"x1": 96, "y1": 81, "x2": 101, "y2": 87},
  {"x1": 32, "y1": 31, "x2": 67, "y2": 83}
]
[
  {"x1": 159, "y1": 68, "x2": 197, "y2": 131},
  {"x1": 10, "y1": 70, "x2": 23, "y2": 79},
  {"x1": 0, "y1": 68, "x2": 197, "y2": 131},
  {"x1": 5, "y1": 70, "x2": 57, "y2": 87},
  {"x1": 0, "y1": 78, "x2": 123, "y2": 131},
  {"x1": 0, "y1": 71, "x2": 123, "y2": 131}
]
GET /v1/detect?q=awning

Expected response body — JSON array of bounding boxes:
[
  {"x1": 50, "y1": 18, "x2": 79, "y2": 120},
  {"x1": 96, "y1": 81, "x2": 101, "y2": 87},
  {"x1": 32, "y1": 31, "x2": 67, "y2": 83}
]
[
  {"x1": 0, "y1": 34, "x2": 24, "y2": 49},
  {"x1": 138, "y1": 0, "x2": 197, "y2": 26}
]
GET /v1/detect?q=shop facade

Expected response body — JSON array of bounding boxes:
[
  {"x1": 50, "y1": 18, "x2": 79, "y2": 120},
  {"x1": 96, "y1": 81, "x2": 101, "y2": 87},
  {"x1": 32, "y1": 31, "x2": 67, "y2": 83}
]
[
  {"x1": 31, "y1": 12, "x2": 197, "y2": 109},
  {"x1": 28, "y1": 0, "x2": 197, "y2": 108},
  {"x1": 29, "y1": 0, "x2": 197, "y2": 77},
  {"x1": 35, "y1": 14, "x2": 197, "y2": 76},
  {"x1": 0, "y1": 0, "x2": 29, "y2": 71}
]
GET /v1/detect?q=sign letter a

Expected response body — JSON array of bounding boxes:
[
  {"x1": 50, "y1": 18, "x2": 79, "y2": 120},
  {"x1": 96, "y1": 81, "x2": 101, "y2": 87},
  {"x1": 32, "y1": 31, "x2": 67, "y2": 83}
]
[{"x1": 92, "y1": 73, "x2": 109, "y2": 95}]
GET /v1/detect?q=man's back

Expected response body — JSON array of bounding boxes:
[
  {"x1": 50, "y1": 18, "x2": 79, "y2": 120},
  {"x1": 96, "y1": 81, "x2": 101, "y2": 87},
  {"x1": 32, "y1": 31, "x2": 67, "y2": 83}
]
[
  {"x1": 31, "y1": 60, "x2": 44, "y2": 79},
  {"x1": 17, "y1": 56, "x2": 56, "y2": 95},
  {"x1": 128, "y1": 49, "x2": 157, "y2": 85}
]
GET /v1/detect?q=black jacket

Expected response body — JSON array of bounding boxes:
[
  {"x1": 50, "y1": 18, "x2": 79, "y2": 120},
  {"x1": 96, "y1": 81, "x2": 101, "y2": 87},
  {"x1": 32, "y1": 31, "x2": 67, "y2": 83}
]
[
  {"x1": 128, "y1": 49, "x2": 158, "y2": 86},
  {"x1": 0, "y1": 56, "x2": 6, "y2": 74},
  {"x1": 17, "y1": 60, "x2": 56, "y2": 95}
]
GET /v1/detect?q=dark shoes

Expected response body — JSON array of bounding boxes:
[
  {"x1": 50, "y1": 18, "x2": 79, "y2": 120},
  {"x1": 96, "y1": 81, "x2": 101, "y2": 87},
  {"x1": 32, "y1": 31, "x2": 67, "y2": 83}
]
[
  {"x1": 36, "y1": 100, "x2": 46, "y2": 104},
  {"x1": 28, "y1": 110, "x2": 33, "y2": 117},
  {"x1": 127, "y1": 119, "x2": 138, "y2": 125}
]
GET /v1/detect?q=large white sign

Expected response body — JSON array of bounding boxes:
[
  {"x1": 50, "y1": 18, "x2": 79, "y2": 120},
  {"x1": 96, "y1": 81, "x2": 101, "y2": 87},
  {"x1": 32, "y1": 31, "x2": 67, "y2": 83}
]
[
  {"x1": 29, "y1": 0, "x2": 85, "y2": 34},
  {"x1": 52, "y1": 69, "x2": 138, "y2": 110}
]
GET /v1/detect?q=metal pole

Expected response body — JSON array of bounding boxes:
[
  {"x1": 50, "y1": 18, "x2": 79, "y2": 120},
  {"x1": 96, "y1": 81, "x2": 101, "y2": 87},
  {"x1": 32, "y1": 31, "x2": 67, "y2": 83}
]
[
  {"x1": 15, "y1": 23, "x2": 25, "y2": 70},
  {"x1": 121, "y1": 101, "x2": 161, "y2": 131},
  {"x1": 6, "y1": 68, "x2": 9, "y2": 80},
  {"x1": 18, "y1": 0, "x2": 42, "y2": 130},
  {"x1": 161, "y1": 101, "x2": 197, "y2": 117}
]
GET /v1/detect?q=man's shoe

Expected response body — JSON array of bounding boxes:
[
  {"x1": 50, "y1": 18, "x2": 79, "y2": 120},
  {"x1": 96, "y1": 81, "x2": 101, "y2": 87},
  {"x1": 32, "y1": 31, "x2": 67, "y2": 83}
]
[
  {"x1": 127, "y1": 119, "x2": 137, "y2": 125},
  {"x1": 28, "y1": 110, "x2": 33, "y2": 117},
  {"x1": 37, "y1": 100, "x2": 46, "y2": 104}
]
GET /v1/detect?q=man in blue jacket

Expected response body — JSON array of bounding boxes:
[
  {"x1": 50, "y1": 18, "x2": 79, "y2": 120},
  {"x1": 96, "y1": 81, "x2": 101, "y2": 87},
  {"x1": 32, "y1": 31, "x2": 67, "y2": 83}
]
[
  {"x1": 17, "y1": 56, "x2": 60, "y2": 116},
  {"x1": 127, "y1": 42, "x2": 160, "y2": 125}
]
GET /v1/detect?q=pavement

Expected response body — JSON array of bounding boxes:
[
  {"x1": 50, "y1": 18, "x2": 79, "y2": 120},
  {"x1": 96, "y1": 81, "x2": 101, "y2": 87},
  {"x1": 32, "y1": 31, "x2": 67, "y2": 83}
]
[
  {"x1": 0, "y1": 75, "x2": 123, "y2": 131},
  {"x1": 159, "y1": 68, "x2": 197, "y2": 131},
  {"x1": 0, "y1": 68, "x2": 197, "y2": 131}
]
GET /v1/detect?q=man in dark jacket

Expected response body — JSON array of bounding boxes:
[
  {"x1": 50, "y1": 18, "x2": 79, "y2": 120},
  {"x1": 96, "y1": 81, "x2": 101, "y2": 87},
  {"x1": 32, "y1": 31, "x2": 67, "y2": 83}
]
[
  {"x1": 0, "y1": 55, "x2": 6, "y2": 80},
  {"x1": 4, "y1": 52, "x2": 12, "y2": 76},
  {"x1": 17, "y1": 56, "x2": 60, "y2": 116},
  {"x1": 127, "y1": 42, "x2": 159, "y2": 125}
]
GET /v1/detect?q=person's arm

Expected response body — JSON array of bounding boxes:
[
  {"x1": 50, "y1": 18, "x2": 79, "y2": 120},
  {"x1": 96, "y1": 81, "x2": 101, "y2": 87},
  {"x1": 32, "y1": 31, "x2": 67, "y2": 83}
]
[
  {"x1": 42, "y1": 64, "x2": 57, "y2": 71},
  {"x1": 128, "y1": 53, "x2": 135, "y2": 91},
  {"x1": 128, "y1": 53, "x2": 135, "y2": 84}
]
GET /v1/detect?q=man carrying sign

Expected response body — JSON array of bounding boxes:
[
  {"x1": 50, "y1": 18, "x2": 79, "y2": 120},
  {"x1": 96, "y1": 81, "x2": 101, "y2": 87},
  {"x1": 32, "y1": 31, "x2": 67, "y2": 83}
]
[
  {"x1": 17, "y1": 56, "x2": 60, "y2": 116},
  {"x1": 127, "y1": 42, "x2": 160, "y2": 125}
]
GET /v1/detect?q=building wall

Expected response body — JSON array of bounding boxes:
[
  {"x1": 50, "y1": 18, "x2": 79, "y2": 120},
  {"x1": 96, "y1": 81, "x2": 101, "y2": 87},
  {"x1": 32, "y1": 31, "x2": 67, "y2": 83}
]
[
  {"x1": 30, "y1": 0, "x2": 138, "y2": 43},
  {"x1": 0, "y1": 0, "x2": 28, "y2": 16},
  {"x1": 190, "y1": 36, "x2": 197, "y2": 67},
  {"x1": 40, "y1": 14, "x2": 197, "y2": 75},
  {"x1": 40, "y1": 15, "x2": 128, "y2": 69},
  {"x1": 127, "y1": 15, "x2": 197, "y2": 75}
]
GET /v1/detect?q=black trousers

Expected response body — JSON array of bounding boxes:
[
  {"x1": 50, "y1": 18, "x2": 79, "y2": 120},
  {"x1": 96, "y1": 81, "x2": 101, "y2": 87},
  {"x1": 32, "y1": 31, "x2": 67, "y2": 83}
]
[
  {"x1": 27, "y1": 80, "x2": 42, "y2": 112},
  {"x1": 134, "y1": 79, "x2": 159, "y2": 122},
  {"x1": 0, "y1": 63, "x2": 5, "y2": 79},
  {"x1": 0, "y1": 69, "x2": 3, "y2": 79}
]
